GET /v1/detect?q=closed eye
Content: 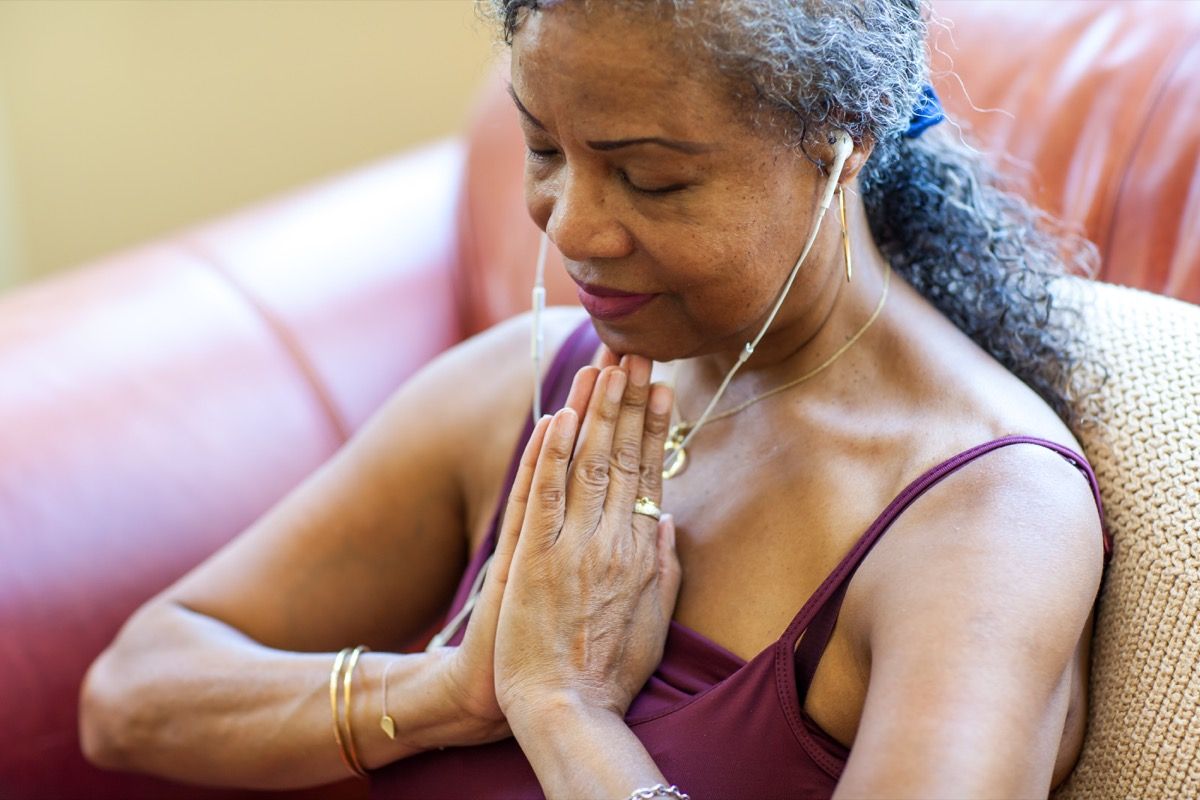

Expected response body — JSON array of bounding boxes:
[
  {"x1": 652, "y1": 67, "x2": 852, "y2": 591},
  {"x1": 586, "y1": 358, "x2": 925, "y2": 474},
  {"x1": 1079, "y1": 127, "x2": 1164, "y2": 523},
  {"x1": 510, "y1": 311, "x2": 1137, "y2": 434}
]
[
  {"x1": 526, "y1": 146, "x2": 559, "y2": 163},
  {"x1": 525, "y1": 147, "x2": 689, "y2": 195},
  {"x1": 619, "y1": 171, "x2": 689, "y2": 195}
]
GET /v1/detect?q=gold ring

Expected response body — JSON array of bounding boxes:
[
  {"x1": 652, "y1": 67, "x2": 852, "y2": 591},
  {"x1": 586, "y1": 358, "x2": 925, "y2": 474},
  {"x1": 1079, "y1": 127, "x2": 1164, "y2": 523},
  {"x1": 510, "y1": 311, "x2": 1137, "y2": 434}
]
[{"x1": 633, "y1": 496, "x2": 662, "y2": 521}]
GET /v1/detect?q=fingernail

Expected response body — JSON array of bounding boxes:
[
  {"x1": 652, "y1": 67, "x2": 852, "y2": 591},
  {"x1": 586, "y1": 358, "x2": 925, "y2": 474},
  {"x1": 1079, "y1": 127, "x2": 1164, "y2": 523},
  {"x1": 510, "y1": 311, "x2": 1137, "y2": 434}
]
[
  {"x1": 630, "y1": 357, "x2": 650, "y2": 388},
  {"x1": 556, "y1": 408, "x2": 577, "y2": 440},
  {"x1": 661, "y1": 513, "x2": 676, "y2": 546},
  {"x1": 606, "y1": 369, "x2": 627, "y2": 402},
  {"x1": 649, "y1": 384, "x2": 672, "y2": 415}
]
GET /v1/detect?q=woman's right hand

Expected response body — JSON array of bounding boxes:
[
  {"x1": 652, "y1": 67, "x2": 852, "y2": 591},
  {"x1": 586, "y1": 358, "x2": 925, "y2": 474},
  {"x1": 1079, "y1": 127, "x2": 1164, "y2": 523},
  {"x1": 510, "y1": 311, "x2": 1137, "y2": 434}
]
[{"x1": 438, "y1": 365, "x2": 600, "y2": 740}]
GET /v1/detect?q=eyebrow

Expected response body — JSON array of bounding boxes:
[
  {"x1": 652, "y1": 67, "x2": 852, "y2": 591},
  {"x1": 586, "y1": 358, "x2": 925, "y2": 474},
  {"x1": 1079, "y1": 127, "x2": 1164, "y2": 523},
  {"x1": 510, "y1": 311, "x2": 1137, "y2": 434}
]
[{"x1": 506, "y1": 84, "x2": 718, "y2": 155}]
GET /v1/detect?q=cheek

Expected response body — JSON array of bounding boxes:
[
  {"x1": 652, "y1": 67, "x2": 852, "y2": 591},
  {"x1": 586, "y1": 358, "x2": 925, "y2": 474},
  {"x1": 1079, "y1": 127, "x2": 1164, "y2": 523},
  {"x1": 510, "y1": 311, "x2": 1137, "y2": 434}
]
[
  {"x1": 656, "y1": 231, "x2": 784, "y2": 330},
  {"x1": 675, "y1": 209, "x2": 818, "y2": 338},
  {"x1": 680, "y1": 210, "x2": 791, "y2": 299}
]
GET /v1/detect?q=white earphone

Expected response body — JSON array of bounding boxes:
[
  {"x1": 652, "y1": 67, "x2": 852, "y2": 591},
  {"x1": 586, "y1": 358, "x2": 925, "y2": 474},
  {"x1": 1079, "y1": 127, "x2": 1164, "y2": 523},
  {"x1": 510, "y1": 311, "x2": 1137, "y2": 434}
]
[
  {"x1": 531, "y1": 232, "x2": 550, "y2": 421},
  {"x1": 822, "y1": 130, "x2": 854, "y2": 210}
]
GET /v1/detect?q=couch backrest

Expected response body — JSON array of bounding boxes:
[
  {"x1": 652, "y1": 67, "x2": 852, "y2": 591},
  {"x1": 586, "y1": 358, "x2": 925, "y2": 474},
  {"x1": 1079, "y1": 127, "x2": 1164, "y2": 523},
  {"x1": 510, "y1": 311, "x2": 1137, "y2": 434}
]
[{"x1": 456, "y1": 0, "x2": 1200, "y2": 334}]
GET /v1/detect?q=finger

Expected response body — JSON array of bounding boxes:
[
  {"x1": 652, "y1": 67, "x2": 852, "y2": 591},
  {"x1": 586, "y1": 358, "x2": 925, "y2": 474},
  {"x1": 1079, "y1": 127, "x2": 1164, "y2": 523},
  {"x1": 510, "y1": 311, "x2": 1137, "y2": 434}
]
[
  {"x1": 490, "y1": 415, "x2": 553, "y2": 587},
  {"x1": 564, "y1": 366, "x2": 600, "y2": 422},
  {"x1": 465, "y1": 414, "x2": 552, "y2": 648},
  {"x1": 636, "y1": 382, "x2": 674, "y2": 511},
  {"x1": 519, "y1": 407, "x2": 579, "y2": 550},
  {"x1": 594, "y1": 345, "x2": 620, "y2": 369},
  {"x1": 655, "y1": 513, "x2": 683, "y2": 615},
  {"x1": 602, "y1": 354, "x2": 653, "y2": 518},
  {"x1": 563, "y1": 366, "x2": 626, "y2": 534},
  {"x1": 564, "y1": 366, "x2": 600, "y2": 460}
]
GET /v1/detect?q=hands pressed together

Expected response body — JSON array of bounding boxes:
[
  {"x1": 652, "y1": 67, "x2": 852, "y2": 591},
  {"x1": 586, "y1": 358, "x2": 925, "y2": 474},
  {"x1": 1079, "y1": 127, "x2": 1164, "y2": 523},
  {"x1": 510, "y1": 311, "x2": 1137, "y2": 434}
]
[{"x1": 443, "y1": 350, "x2": 681, "y2": 740}]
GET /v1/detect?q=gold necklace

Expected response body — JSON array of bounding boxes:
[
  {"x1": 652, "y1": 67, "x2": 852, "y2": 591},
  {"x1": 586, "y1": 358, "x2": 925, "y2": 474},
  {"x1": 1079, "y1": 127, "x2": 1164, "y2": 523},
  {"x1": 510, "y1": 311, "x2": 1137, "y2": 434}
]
[{"x1": 663, "y1": 261, "x2": 891, "y2": 479}]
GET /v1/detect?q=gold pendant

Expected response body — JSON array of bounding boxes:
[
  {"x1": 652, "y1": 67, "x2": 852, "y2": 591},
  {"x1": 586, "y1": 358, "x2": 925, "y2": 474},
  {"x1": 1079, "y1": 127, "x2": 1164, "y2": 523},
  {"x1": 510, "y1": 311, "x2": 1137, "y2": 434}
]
[
  {"x1": 663, "y1": 422, "x2": 691, "y2": 480},
  {"x1": 380, "y1": 714, "x2": 396, "y2": 740}
]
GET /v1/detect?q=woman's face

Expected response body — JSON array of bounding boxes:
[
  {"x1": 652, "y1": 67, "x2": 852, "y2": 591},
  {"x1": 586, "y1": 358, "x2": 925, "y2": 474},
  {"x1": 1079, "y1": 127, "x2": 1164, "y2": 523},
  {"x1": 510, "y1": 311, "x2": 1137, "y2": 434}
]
[{"x1": 510, "y1": 2, "x2": 835, "y2": 362}]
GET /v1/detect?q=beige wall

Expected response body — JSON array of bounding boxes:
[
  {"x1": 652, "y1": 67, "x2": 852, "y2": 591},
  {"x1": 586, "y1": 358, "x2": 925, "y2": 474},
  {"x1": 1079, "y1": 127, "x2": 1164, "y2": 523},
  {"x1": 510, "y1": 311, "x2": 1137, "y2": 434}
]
[{"x1": 0, "y1": 0, "x2": 498, "y2": 292}]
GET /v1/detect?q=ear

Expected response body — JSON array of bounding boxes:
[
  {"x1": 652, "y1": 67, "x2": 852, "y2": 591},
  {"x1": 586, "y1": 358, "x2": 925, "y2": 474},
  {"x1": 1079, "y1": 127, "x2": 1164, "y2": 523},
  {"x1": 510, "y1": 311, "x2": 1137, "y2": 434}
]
[
  {"x1": 840, "y1": 135, "x2": 878, "y2": 185},
  {"x1": 810, "y1": 130, "x2": 875, "y2": 185},
  {"x1": 837, "y1": 132, "x2": 874, "y2": 185}
]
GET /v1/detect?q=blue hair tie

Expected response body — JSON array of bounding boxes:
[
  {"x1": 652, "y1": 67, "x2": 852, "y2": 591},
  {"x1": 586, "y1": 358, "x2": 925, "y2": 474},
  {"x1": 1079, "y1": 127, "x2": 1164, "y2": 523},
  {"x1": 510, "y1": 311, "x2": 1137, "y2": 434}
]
[{"x1": 903, "y1": 84, "x2": 944, "y2": 138}]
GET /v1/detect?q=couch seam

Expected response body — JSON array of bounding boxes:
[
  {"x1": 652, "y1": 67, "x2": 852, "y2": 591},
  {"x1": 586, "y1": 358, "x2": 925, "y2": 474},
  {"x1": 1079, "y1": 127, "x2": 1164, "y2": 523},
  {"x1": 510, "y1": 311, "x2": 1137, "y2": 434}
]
[
  {"x1": 178, "y1": 238, "x2": 351, "y2": 445},
  {"x1": 1101, "y1": 28, "x2": 1200, "y2": 278}
]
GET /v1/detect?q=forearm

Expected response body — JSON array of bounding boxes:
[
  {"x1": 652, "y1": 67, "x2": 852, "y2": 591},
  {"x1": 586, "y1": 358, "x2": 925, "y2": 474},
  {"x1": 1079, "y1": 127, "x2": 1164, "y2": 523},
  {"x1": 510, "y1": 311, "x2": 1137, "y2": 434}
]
[
  {"x1": 80, "y1": 603, "x2": 504, "y2": 790},
  {"x1": 508, "y1": 695, "x2": 667, "y2": 800}
]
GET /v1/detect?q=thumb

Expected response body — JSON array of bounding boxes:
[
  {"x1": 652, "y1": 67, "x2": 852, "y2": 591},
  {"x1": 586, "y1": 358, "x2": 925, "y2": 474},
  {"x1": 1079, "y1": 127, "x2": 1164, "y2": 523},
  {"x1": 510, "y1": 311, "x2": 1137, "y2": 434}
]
[{"x1": 656, "y1": 513, "x2": 682, "y2": 613}]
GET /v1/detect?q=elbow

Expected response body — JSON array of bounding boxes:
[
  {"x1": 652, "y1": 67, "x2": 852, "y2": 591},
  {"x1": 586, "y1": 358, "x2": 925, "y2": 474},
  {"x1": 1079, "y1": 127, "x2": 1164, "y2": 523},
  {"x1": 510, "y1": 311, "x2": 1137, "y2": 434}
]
[
  {"x1": 78, "y1": 649, "x2": 136, "y2": 771},
  {"x1": 78, "y1": 604, "x2": 177, "y2": 772}
]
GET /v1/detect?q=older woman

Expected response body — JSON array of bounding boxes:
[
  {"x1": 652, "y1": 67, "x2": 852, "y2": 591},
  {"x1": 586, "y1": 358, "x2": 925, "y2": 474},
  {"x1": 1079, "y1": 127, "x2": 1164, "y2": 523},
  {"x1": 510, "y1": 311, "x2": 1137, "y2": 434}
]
[{"x1": 80, "y1": 1, "x2": 1111, "y2": 798}]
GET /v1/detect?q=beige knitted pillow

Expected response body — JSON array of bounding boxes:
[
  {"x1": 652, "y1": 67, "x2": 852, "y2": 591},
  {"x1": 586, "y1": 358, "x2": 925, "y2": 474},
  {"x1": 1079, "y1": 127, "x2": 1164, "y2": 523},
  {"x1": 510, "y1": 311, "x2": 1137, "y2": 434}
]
[{"x1": 1051, "y1": 278, "x2": 1200, "y2": 798}]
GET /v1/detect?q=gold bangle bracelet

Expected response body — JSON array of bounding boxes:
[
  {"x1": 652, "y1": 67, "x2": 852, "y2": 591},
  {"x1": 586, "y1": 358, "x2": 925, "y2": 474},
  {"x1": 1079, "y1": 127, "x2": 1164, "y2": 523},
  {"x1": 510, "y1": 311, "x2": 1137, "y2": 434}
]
[
  {"x1": 340, "y1": 645, "x2": 370, "y2": 777},
  {"x1": 328, "y1": 648, "x2": 361, "y2": 778}
]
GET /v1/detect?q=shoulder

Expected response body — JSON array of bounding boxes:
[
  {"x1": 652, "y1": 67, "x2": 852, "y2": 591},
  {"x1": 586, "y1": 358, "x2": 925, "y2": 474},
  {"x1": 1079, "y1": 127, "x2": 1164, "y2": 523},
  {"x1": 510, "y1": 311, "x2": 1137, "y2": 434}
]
[
  {"x1": 856, "y1": 439, "x2": 1105, "y2": 659},
  {"x1": 833, "y1": 440, "x2": 1105, "y2": 795}
]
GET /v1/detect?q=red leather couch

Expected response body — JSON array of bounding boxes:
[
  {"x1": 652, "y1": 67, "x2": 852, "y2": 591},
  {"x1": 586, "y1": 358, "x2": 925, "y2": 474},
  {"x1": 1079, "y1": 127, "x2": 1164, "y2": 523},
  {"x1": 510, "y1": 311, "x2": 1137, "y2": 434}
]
[{"x1": 1, "y1": 2, "x2": 1197, "y2": 798}]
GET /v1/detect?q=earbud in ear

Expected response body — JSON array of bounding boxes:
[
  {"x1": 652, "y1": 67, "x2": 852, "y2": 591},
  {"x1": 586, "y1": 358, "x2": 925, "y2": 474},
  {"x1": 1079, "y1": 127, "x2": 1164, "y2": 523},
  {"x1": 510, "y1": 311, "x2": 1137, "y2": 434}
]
[
  {"x1": 819, "y1": 130, "x2": 854, "y2": 210},
  {"x1": 830, "y1": 129, "x2": 853, "y2": 164}
]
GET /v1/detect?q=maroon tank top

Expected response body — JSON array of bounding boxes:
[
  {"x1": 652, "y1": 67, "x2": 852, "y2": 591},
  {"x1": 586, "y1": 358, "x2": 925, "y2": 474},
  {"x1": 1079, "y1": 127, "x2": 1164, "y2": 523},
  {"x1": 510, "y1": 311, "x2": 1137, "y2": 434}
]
[{"x1": 370, "y1": 320, "x2": 1112, "y2": 799}]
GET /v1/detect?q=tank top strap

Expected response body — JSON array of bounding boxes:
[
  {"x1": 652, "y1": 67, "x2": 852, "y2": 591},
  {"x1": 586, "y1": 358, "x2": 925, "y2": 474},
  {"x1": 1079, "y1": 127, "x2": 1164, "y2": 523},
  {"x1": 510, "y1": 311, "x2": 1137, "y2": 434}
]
[{"x1": 788, "y1": 435, "x2": 1111, "y2": 702}]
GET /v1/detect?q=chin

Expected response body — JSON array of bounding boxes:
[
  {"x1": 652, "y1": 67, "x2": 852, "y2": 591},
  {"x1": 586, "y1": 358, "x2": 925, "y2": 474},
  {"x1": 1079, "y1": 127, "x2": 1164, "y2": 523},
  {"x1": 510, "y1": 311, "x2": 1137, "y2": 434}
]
[{"x1": 587, "y1": 314, "x2": 691, "y2": 363}]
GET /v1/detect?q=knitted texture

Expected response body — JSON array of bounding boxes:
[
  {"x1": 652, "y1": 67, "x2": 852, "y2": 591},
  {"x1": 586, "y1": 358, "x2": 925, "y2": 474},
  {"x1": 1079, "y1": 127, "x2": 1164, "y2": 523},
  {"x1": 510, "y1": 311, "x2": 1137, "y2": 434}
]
[{"x1": 1052, "y1": 279, "x2": 1200, "y2": 798}]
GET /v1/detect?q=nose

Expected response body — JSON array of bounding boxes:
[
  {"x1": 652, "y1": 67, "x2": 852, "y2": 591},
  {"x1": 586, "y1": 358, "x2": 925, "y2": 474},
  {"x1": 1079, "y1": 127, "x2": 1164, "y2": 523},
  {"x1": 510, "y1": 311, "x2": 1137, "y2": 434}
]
[{"x1": 543, "y1": 169, "x2": 634, "y2": 263}]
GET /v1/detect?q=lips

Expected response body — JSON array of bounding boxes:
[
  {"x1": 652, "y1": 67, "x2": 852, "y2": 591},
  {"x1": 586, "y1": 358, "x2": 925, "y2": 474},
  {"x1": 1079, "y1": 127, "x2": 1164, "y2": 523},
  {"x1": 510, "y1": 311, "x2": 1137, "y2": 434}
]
[{"x1": 574, "y1": 281, "x2": 658, "y2": 320}]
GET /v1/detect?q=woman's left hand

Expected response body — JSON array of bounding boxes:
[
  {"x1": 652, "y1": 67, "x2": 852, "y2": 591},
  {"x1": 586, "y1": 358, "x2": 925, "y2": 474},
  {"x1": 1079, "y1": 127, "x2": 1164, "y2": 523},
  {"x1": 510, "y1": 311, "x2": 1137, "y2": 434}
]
[{"x1": 493, "y1": 354, "x2": 681, "y2": 722}]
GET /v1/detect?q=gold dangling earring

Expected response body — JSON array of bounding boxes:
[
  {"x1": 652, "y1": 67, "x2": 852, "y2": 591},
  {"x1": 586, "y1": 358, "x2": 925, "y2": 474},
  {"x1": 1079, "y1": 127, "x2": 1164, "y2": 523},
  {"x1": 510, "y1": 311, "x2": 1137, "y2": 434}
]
[{"x1": 838, "y1": 184, "x2": 852, "y2": 282}]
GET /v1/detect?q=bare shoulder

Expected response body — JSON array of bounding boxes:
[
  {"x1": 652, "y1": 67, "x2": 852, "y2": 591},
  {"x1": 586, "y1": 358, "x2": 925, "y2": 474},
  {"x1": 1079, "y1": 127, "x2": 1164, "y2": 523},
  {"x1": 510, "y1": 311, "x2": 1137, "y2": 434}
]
[
  {"x1": 855, "y1": 436, "x2": 1106, "y2": 664},
  {"x1": 429, "y1": 306, "x2": 590, "y2": 428},
  {"x1": 832, "y1": 436, "x2": 1106, "y2": 792},
  {"x1": 834, "y1": 441, "x2": 1106, "y2": 795}
]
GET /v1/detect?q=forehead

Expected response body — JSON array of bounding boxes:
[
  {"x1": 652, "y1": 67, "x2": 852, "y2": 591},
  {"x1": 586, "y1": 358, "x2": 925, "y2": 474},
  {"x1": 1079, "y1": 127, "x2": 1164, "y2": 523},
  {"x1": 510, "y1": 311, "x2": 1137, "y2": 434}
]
[{"x1": 509, "y1": 3, "x2": 744, "y2": 140}]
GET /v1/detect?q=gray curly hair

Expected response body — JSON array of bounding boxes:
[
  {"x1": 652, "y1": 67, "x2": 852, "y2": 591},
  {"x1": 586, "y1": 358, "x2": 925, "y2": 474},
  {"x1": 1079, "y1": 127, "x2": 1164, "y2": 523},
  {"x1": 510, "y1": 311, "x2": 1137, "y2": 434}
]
[{"x1": 484, "y1": 0, "x2": 1102, "y2": 430}]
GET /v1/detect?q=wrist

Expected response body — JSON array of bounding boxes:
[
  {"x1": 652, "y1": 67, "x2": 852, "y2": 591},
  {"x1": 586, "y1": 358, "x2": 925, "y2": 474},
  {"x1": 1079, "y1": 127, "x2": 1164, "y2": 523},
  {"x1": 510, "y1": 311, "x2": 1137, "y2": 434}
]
[
  {"x1": 506, "y1": 689, "x2": 623, "y2": 745},
  {"x1": 430, "y1": 648, "x2": 511, "y2": 745},
  {"x1": 507, "y1": 691, "x2": 664, "y2": 800},
  {"x1": 353, "y1": 650, "x2": 507, "y2": 769}
]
